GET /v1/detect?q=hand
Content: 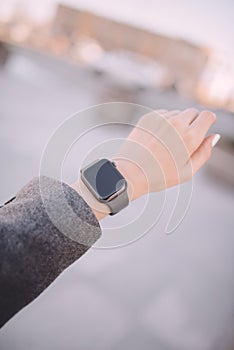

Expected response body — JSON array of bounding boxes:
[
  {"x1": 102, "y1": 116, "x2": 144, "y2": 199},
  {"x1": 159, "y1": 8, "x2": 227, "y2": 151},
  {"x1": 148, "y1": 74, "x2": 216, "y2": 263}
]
[
  {"x1": 113, "y1": 108, "x2": 220, "y2": 201},
  {"x1": 72, "y1": 108, "x2": 220, "y2": 221}
]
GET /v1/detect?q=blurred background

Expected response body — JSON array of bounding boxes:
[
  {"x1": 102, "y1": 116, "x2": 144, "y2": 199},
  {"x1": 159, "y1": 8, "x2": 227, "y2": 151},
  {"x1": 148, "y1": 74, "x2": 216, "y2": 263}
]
[{"x1": 0, "y1": 0, "x2": 234, "y2": 349}]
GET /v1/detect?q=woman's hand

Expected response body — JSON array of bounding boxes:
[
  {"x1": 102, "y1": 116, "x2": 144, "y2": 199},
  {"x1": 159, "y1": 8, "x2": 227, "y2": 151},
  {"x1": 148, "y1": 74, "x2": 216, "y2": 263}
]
[
  {"x1": 73, "y1": 108, "x2": 220, "y2": 221},
  {"x1": 113, "y1": 108, "x2": 220, "y2": 201}
]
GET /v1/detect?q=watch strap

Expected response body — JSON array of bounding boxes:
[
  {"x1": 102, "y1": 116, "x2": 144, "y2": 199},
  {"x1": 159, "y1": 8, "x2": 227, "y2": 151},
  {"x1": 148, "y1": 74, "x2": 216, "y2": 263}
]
[{"x1": 107, "y1": 187, "x2": 129, "y2": 215}]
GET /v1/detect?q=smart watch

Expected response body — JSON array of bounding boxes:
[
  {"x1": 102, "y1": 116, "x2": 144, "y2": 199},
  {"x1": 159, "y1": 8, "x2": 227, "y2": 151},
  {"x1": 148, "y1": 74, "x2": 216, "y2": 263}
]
[{"x1": 80, "y1": 159, "x2": 129, "y2": 215}]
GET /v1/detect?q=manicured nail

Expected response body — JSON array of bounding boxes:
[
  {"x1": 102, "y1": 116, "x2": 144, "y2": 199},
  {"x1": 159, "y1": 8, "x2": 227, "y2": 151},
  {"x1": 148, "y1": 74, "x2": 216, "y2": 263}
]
[{"x1": 212, "y1": 134, "x2": 221, "y2": 147}]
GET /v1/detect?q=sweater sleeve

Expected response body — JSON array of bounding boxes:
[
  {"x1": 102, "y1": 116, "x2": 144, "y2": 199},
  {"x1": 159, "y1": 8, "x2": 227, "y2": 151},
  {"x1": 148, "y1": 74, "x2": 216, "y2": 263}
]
[{"x1": 0, "y1": 177, "x2": 102, "y2": 328}]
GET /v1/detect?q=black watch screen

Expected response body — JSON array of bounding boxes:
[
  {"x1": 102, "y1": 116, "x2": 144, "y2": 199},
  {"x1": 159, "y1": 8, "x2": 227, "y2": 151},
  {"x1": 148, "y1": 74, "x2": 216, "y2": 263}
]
[{"x1": 81, "y1": 159, "x2": 126, "y2": 201}]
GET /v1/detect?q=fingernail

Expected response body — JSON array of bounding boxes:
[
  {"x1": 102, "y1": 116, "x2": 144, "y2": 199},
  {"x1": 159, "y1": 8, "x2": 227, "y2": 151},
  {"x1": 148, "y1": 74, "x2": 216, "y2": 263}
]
[{"x1": 212, "y1": 134, "x2": 221, "y2": 147}]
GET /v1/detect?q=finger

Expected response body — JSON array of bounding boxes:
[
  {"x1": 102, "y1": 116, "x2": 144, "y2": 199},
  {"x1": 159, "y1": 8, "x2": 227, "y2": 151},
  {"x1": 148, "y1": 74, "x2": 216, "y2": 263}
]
[
  {"x1": 175, "y1": 108, "x2": 200, "y2": 125},
  {"x1": 191, "y1": 110, "x2": 216, "y2": 130},
  {"x1": 185, "y1": 110, "x2": 216, "y2": 155},
  {"x1": 155, "y1": 109, "x2": 168, "y2": 115},
  {"x1": 190, "y1": 133, "x2": 220, "y2": 175},
  {"x1": 164, "y1": 110, "x2": 181, "y2": 118},
  {"x1": 156, "y1": 110, "x2": 181, "y2": 123}
]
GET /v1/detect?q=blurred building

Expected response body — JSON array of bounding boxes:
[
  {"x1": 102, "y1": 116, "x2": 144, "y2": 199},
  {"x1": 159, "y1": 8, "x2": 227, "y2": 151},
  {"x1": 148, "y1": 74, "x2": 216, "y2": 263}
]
[
  {"x1": 53, "y1": 4, "x2": 207, "y2": 97},
  {"x1": 0, "y1": 2, "x2": 234, "y2": 113}
]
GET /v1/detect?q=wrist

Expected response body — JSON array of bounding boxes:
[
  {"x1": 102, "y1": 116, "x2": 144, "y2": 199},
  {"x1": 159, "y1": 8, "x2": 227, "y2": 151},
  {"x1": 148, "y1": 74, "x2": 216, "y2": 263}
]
[
  {"x1": 71, "y1": 157, "x2": 147, "y2": 222},
  {"x1": 71, "y1": 179, "x2": 110, "y2": 222},
  {"x1": 112, "y1": 157, "x2": 148, "y2": 201}
]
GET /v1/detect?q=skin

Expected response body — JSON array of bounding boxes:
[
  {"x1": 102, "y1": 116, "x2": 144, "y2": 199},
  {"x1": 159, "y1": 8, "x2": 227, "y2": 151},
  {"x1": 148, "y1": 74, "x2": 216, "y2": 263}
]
[{"x1": 72, "y1": 108, "x2": 219, "y2": 222}]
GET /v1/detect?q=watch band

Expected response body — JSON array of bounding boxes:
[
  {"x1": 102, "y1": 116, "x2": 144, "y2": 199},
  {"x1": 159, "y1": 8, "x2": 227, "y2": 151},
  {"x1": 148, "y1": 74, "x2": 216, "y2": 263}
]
[{"x1": 107, "y1": 187, "x2": 129, "y2": 215}]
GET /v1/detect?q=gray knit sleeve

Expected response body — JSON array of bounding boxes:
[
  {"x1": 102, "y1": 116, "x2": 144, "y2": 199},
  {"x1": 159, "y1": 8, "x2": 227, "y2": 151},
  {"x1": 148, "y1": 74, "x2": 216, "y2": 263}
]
[{"x1": 0, "y1": 177, "x2": 101, "y2": 328}]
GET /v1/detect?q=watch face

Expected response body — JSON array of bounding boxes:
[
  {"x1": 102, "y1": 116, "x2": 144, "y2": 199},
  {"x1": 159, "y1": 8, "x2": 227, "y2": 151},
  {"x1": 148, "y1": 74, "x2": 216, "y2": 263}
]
[{"x1": 81, "y1": 159, "x2": 126, "y2": 201}]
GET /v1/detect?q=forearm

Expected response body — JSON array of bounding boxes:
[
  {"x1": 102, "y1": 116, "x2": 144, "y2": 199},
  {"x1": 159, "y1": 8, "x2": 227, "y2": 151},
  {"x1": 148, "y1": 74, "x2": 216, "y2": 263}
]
[{"x1": 0, "y1": 177, "x2": 101, "y2": 328}]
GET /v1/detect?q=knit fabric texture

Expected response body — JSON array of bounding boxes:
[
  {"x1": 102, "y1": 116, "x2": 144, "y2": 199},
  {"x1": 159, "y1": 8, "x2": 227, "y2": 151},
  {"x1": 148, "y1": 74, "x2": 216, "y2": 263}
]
[{"x1": 0, "y1": 177, "x2": 101, "y2": 327}]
